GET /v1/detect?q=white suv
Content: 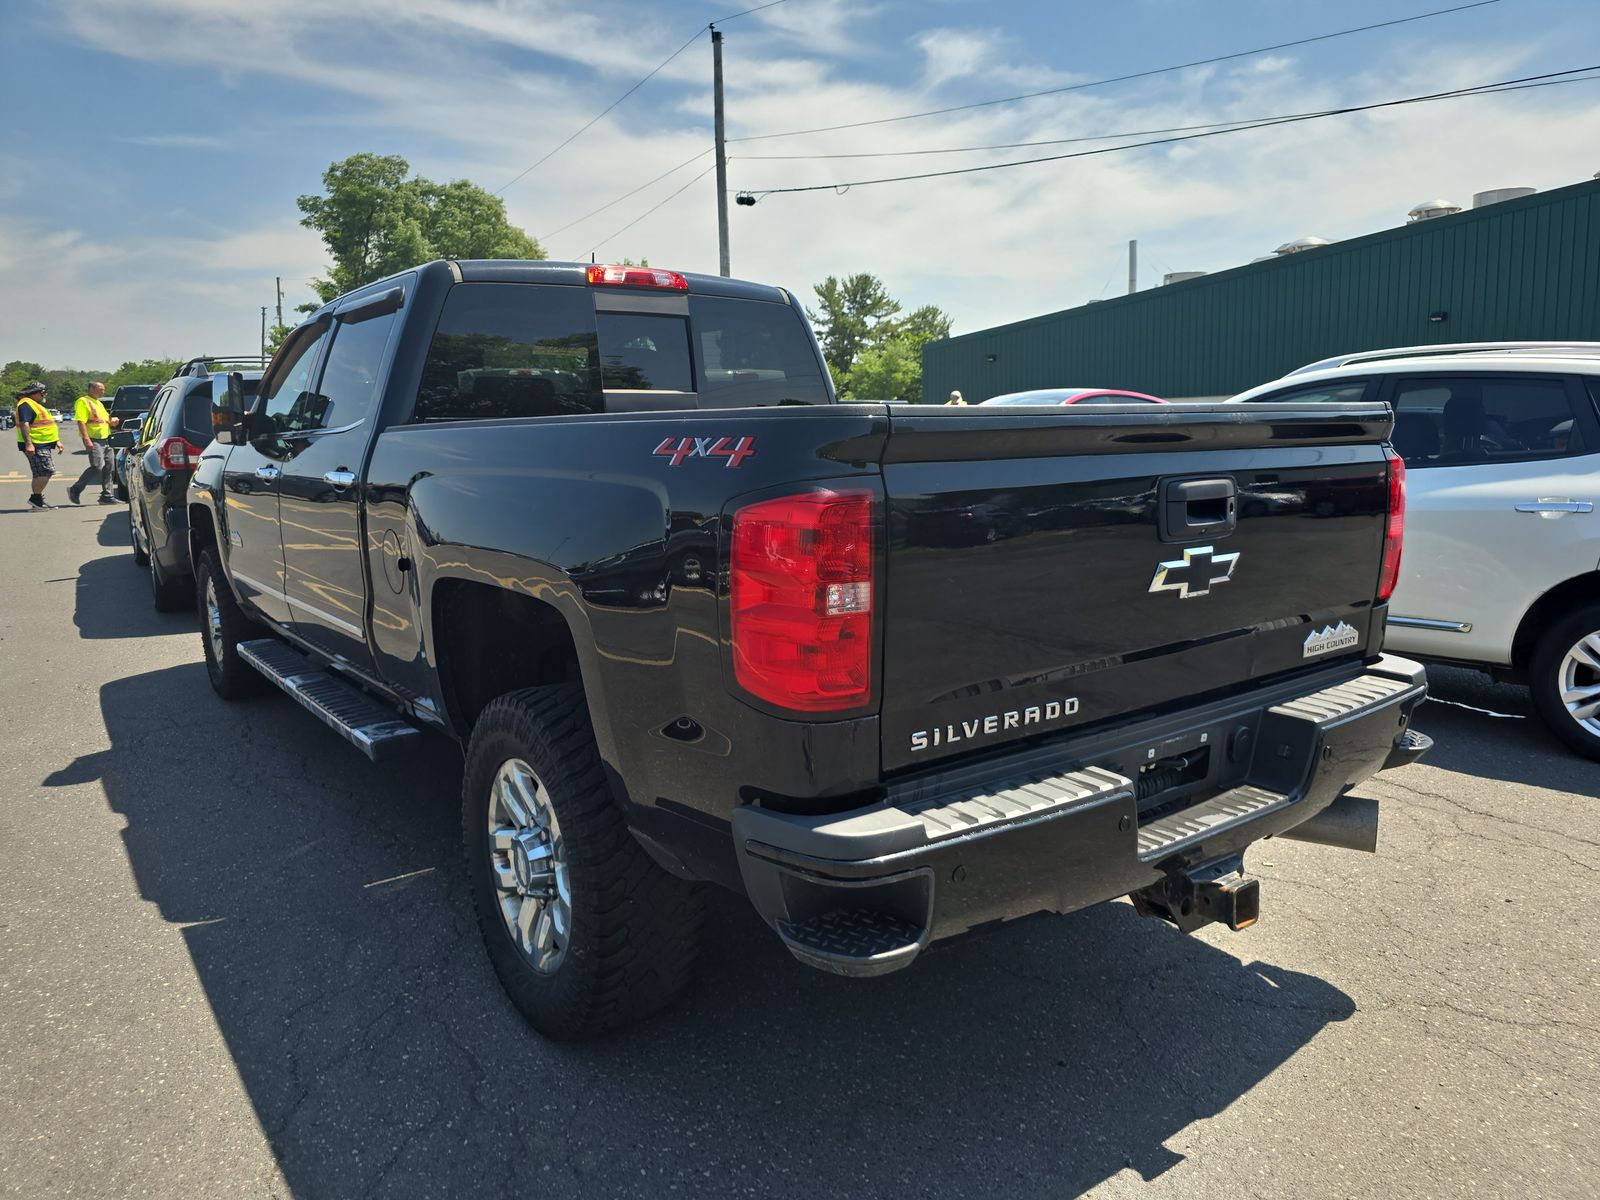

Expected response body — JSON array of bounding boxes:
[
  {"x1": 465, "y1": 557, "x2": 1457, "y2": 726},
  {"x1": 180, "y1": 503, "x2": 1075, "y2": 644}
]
[{"x1": 1234, "y1": 342, "x2": 1600, "y2": 759}]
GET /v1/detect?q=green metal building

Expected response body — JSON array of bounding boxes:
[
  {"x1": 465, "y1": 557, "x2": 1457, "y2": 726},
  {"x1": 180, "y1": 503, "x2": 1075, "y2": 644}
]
[{"x1": 922, "y1": 177, "x2": 1600, "y2": 403}]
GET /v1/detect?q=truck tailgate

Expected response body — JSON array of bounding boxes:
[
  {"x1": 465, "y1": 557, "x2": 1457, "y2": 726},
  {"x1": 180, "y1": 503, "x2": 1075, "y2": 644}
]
[{"x1": 879, "y1": 404, "x2": 1395, "y2": 771}]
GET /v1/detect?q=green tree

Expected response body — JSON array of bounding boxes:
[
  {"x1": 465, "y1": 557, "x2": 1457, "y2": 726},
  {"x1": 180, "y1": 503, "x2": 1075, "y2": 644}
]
[
  {"x1": 297, "y1": 153, "x2": 544, "y2": 303},
  {"x1": 807, "y1": 276, "x2": 952, "y2": 403},
  {"x1": 807, "y1": 274, "x2": 901, "y2": 381}
]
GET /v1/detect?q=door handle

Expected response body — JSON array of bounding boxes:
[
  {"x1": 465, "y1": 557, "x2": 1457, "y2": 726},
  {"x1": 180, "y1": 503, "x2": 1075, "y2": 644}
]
[
  {"x1": 255, "y1": 465, "x2": 281, "y2": 481},
  {"x1": 323, "y1": 469, "x2": 357, "y2": 490},
  {"x1": 1515, "y1": 499, "x2": 1593, "y2": 516}
]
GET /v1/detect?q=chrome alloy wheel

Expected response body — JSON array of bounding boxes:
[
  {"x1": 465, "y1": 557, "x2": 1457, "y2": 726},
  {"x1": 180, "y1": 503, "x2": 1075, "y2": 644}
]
[
  {"x1": 1559, "y1": 632, "x2": 1600, "y2": 737},
  {"x1": 488, "y1": 758, "x2": 571, "y2": 974},
  {"x1": 203, "y1": 575, "x2": 225, "y2": 663}
]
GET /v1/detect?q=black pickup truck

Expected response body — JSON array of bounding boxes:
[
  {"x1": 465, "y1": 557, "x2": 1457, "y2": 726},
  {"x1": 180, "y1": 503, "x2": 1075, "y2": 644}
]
[{"x1": 189, "y1": 259, "x2": 1429, "y2": 1039}]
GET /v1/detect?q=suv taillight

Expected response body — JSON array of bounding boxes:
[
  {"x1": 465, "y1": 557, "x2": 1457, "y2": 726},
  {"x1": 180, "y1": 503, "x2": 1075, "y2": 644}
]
[
  {"x1": 156, "y1": 436, "x2": 204, "y2": 472},
  {"x1": 730, "y1": 490, "x2": 875, "y2": 712},
  {"x1": 1379, "y1": 452, "x2": 1405, "y2": 601}
]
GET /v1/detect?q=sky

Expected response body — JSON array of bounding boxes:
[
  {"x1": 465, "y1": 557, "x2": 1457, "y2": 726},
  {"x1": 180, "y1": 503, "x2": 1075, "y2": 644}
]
[{"x1": 1, "y1": 0, "x2": 1598, "y2": 368}]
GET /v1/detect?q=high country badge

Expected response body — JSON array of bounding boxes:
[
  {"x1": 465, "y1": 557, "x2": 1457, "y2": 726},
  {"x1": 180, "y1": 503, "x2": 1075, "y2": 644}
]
[{"x1": 1303, "y1": 621, "x2": 1361, "y2": 658}]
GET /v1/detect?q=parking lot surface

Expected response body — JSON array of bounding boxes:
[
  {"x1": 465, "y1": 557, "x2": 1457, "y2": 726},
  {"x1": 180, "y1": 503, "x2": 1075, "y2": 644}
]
[{"x1": 2, "y1": 472, "x2": 1597, "y2": 1199}]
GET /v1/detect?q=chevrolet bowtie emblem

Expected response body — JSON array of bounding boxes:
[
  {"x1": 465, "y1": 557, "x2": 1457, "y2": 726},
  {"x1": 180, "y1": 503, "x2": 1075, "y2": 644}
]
[{"x1": 1149, "y1": 545, "x2": 1240, "y2": 599}]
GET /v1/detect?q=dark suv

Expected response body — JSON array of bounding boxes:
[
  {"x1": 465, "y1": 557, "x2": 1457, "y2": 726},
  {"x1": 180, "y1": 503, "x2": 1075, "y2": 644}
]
[{"x1": 127, "y1": 370, "x2": 260, "y2": 609}]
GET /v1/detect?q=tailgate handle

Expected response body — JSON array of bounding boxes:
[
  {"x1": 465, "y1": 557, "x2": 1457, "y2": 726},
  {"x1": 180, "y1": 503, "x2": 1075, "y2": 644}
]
[{"x1": 1161, "y1": 477, "x2": 1237, "y2": 542}]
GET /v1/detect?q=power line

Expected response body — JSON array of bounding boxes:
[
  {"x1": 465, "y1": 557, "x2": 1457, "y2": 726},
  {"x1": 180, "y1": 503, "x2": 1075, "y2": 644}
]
[
  {"x1": 496, "y1": 0, "x2": 789, "y2": 196},
  {"x1": 728, "y1": 0, "x2": 1503, "y2": 143},
  {"x1": 540, "y1": 147, "x2": 712, "y2": 240},
  {"x1": 732, "y1": 113, "x2": 1363, "y2": 160},
  {"x1": 587, "y1": 162, "x2": 719, "y2": 257},
  {"x1": 739, "y1": 68, "x2": 1600, "y2": 196}
]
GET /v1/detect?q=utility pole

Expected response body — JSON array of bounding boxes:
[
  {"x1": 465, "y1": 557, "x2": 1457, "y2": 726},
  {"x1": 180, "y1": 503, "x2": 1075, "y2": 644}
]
[
  {"x1": 1127, "y1": 239, "x2": 1137, "y2": 295},
  {"x1": 712, "y1": 26, "x2": 730, "y2": 277},
  {"x1": 275, "y1": 277, "x2": 283, "y2": 329},
  {"x1": 260, "y1": 306, "x2": 268, "y2": 358}
]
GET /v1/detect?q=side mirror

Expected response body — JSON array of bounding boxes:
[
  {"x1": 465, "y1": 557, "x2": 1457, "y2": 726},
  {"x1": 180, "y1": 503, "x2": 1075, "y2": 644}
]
[{"x1": 215, "y1": 372, "x2": 249, "y2": 444}]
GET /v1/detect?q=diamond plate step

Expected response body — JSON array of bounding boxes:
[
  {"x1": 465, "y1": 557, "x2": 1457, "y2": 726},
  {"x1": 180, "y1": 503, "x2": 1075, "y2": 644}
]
[
  {"x1": 1270, "y1": 673, "x2": 1412, "y2": 723},
  {"x1": 776, "y1": 909, "x2": 925, "y2": 978},
  {"x1": 1136, "y1": 784, "x2": 1290, "y2": 861},
  {"x1": 896, "y1": 764, "x2": 1132, "y2": 841},
  {"x1": 237, "y1": 639, "x2": 421, "y2": 762}
]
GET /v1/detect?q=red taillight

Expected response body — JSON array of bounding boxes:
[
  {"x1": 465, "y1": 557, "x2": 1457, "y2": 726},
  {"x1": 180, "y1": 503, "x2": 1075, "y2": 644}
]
[
  {"x1": 730, "y1": 490, "x2": 875, "y2": 712},
  {"x1": 586, "y1": 264, "x2": 689, "y2": 290},
  {"x1": 156, "y1": 436, "x2": 203, "y2": 472},
  {"x1": 1379, "y1": 453, "x2": 1405, "y2": 601}
]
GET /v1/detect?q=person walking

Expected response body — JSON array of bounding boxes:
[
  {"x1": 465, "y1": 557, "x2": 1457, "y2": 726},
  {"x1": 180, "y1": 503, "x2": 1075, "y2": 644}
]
[
  {"x1": 13, "y1": 381, "x2": 60, "y2": 510},
  {"x1": 67, "y1": 380, "x2": 117, "y2": 505}
]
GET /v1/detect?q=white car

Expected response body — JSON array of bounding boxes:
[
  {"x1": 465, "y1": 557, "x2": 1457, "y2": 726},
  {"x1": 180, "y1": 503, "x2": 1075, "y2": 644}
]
[{"x1": 1234, "y1": 342, "x2": 1600, "y2": 759}]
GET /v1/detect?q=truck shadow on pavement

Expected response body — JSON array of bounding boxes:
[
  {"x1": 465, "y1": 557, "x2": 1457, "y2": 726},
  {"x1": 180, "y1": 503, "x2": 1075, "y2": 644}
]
[{"x1": 53, "y1": 660, "x2": 1367, "y2": 1199}]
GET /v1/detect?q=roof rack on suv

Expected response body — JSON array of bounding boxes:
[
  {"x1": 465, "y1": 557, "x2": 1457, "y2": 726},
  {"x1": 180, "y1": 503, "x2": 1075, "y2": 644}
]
[
  {"x1": 174, "y1": 355, "x2": 272, "y2": 378},
  {"x1": 1286, "y1": 341, "x2": 1600, "y2": 377}
]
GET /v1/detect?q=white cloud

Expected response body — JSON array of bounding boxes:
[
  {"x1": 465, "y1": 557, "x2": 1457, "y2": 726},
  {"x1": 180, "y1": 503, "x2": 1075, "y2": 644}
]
[{"x1": 9, "y1": 0, "x2": 1600, "y2": 364}]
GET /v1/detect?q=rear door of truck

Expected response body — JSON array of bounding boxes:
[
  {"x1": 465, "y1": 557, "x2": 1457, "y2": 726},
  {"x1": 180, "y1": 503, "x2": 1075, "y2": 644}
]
[{"x1": 877, "y1": 403, "x2": 1397, "y2": 772}]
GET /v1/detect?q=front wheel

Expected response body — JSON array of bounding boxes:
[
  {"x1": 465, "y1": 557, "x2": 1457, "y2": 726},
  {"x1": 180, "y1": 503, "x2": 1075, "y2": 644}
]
[
  {"x1": 195, "y1": 548, "x2": 268, "y2": 699},
  {"x1": 1529, "y1": 603, "x2": 1600, "y2": 761},
  {"x1": 463, "y1": 684, "x2": 703, "y2": 1040}
]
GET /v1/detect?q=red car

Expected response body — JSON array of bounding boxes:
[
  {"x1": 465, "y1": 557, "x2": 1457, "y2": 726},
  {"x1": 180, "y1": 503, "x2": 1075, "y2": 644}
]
[{"x1": 979, "y1": 388, "x2": 1167, "y2": 406}]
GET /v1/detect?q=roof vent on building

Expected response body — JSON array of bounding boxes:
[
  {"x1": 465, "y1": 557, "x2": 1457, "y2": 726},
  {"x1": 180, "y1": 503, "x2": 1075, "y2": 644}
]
[
  {"x1": 1162, "y1": 270, "x2": 1207, "y2": 285},
  {"x1": 1472, "y1": 186, "x2": 1535, "y2": 208},
  {"x1": 1407, "y1": 199, "x2": 1462, "y2": 222},
  {"x1": 1274, "y1": 236, "x2": 1331, "y2": 256}
]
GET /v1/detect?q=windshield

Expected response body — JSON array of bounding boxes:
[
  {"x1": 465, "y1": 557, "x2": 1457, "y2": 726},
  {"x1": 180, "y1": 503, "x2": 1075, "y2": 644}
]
[{"x1": 112, "y1": 385, "x2": 159, "y2": 411}]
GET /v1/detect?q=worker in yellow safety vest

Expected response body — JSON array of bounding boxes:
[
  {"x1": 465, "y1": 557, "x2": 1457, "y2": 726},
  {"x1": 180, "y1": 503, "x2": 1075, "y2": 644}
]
[
  {"x1": 13, "y1": 381, "x2": 60, "y2": 510},
  {"x1": 68, "y1": 380, "x2": 119, "y2": 505}
]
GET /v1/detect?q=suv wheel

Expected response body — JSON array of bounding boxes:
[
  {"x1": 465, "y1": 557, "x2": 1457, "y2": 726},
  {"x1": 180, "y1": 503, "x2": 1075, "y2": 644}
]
[
  {"x1": 1529, "y1": 603, "x2": 1600, "y2": 760},
  {"x1": 463, "y1": 684, "x2": 703, "y2": 1040},
  {"x1": 196, "y1": 548, "x2": 268, "y2": 698}
]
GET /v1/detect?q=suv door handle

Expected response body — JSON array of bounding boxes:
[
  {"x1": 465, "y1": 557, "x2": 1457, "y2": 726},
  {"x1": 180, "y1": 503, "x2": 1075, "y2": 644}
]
[
  {"x1": 1515, "y1": 499, "x2": 1593, "y2": 515},
  {"x1": 255, "y1": 465, "x2": 281, "y2": 481},
  {"x1": 323, "y1": 469, "x2": 357, "y2": 490}
]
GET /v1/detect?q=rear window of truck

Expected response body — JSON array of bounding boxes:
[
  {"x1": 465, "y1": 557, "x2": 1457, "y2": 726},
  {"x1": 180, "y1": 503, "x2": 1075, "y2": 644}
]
[{"x1": 412, "y1": 283, "x2": 828, "y2": 422}]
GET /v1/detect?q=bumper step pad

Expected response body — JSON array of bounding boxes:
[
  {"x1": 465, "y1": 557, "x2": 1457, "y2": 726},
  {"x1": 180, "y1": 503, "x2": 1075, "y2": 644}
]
[
  {"x1": 776, "y1": 909, "x2": 925, "y2": 978},
  {"x1": 237, "y1": 639, "x2": 421, "y2": 762},
  {"x1": 1137, "y1": 785, "x2": 1289, "y2": 861}
]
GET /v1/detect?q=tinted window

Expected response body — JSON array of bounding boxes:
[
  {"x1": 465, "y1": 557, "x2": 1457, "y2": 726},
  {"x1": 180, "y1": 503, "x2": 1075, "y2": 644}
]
[
  {"x1": 317, "y1": 309, "x2": 399, "y2": 429},
  {"x1": 261, "y1": 326, "x2": 332, "y2": 436},
  {"x1": 179, "y1": 382, "x2": 214, "y2": 443},
  {"x1": 113, "y1": 385, "x2": 159, "y2": 413},
  {"x1": 144, "y1": 388, "x2": 174, "y2": 442},
  {"x1": 416, "y1": 284, "x2": 600, "y2": 422},
  {"x1": 1246, "y1": 380, "x2": 1371, "y2": 405},
  {"x1": 1391, "y1": 375, "x2": 1582, "y2": 466},
  {"x1": 596, "y1": 312, "x2": 693, "y2": 392},
  {"x1": 690, "y1": 296, "x2": 829, "y2": 407}
]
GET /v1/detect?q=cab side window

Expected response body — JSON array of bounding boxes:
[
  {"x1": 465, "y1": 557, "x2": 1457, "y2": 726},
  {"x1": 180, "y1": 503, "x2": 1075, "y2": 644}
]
[
  {"x1": 260, "y1": 326, "x2": 332, "y2": 436},
  {"x1": 316, "y1": 308, "x2": 400, "y2": 430}
]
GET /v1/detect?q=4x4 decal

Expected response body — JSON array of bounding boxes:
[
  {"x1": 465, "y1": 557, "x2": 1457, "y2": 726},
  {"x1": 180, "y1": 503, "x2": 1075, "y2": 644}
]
[{"x1": 653, "y1": 435, "x2": 757, "y2": 468}]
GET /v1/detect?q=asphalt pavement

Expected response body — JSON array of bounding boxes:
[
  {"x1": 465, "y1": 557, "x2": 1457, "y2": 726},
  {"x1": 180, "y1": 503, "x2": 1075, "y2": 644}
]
[{"x1": 1, "y1": 467, "x2": 1597, "y2": 1199}]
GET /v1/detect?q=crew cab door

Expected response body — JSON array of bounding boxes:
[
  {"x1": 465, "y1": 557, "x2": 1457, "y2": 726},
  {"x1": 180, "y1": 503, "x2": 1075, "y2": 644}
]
[
  {"x1": 275, "y1": 286, "x2": 405, "y2": 670},
  {"x1": 1380, "y1": 372, "x2": 1600, "y2": 663},
  {"x1": 224, "y1": 326, "x2": 332, "y2": 624}
]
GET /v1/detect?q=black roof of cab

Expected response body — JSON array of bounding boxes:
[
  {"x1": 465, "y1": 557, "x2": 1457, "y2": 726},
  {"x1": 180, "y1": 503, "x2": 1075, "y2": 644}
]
[{"x1": 452, "y1": 259, "x2": 791, "y2": 304}]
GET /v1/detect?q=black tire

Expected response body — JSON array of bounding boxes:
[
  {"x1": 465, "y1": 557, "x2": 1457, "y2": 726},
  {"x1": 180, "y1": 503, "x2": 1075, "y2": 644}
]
[
  {"x1": 129, "y1": 503, "x2": 149, "y2": 567},
  {"x1": 148, "y1": 527, "x2": 189, "y2": 612},
  {"x1": 1529, "y1": 603, "x2": 1600, "y2": 761},
  {"x1": 195, "y1": 548, "x2": 269, "y2": 699},
  {"x1": 463, "y1": 684, "x2": 703, "y2": 1040},
  {"x1": 114, "y1": 476, "x2": 128, "y2": 503}
]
